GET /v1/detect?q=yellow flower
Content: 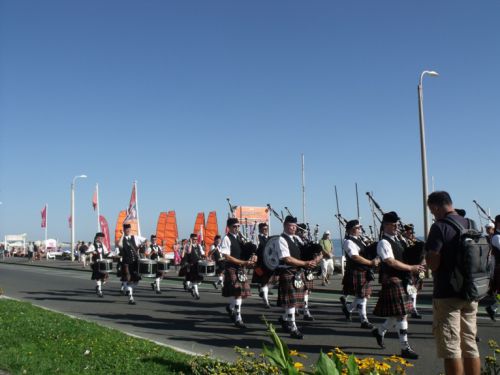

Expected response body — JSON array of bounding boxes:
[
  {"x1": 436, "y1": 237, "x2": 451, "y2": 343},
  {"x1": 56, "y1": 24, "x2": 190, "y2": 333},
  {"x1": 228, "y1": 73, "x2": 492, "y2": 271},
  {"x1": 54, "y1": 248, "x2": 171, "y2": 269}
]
[
  {"x1": 294, "y1": 361, "x2": 304, "y2": 369},
  {"x1": 289, "y1": 350, "x2": 299, "y2": 356}
]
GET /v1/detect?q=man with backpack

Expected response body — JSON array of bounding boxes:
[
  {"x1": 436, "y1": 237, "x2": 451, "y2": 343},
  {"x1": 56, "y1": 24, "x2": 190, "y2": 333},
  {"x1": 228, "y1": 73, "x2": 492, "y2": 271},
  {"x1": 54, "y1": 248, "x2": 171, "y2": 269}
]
[{"x1": 426, "y1": 191, "x2": 482, "y2": 375}]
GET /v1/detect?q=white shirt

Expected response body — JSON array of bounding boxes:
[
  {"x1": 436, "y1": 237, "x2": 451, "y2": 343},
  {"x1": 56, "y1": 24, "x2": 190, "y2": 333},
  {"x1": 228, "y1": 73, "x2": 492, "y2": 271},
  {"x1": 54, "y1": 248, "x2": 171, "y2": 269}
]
[
  {"x1": 377, "y1": 233, "x2": 397, "y2": 261},
  {"x1": 118, "y1": 235, "x2": 145, "y2": 249},
  {"x1": 86, "y1": 243, "x2": 109, "y2": 260},
  {"x1": 343, "y1": 237, "x2": 360, "y2": 257},
  {"x1": 220, "y1": 233, "x2": 235, "y2": 256},
  {"x1": 492, "y1": 233, "x2": 500, "y2": 250},
  {"x1": 279, "y1": 233, "x2": 303, "y2": 259}
]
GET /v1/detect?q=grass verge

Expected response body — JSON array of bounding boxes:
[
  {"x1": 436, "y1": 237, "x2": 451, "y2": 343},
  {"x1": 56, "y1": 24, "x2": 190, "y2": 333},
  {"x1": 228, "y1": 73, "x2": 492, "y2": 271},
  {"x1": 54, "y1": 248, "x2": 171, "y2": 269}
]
[{"x1": 0, "y1": 298, "x2": 193, "y2": 375}]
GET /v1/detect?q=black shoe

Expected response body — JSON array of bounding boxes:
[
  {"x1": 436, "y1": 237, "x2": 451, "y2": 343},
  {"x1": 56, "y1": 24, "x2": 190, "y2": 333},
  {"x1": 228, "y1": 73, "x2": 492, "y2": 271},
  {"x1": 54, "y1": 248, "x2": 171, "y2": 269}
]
[
  {"x1": 128, "y1": 299, "x2": 136, "y2": 305},
  {"x1": 150, "y1": 282, "x2": 155, "y2": 291},
  {"x1": 234, "y1": 320, "x2": 246, "y2": 329},
  {"x1": 290, "y1": 329, "x2": 303, "y2": 339},
  {"x1": 98, "y1": 291, "x2": 103, "y2": 298},
  {"x1": 194, "y1": 292, "x2": 200, "y2": 300},
  {"x1": 401, "y1": 347, "x2": 419, "y2": 360},
  {"x1": 212, "y1": 281, "x2": 218, "y2": 290},
  {"x1": 486, "y1": 306, "x2": 497, "y2": 321},
  {"x1": 155, "y1": 290, "x2": 161, "y2": 295},
  {"x1": 411, "y1": 310, "x2": 423, "y2": 319},
  {"x1": 372, "y1": 328, "x2": 385, "y2": 349},
  {"x1": 361, "y1": 321, "x2": 374, "y2": 329},
  {"x1": 303, "y1": 315, "x2": 314, "y2": 321}
]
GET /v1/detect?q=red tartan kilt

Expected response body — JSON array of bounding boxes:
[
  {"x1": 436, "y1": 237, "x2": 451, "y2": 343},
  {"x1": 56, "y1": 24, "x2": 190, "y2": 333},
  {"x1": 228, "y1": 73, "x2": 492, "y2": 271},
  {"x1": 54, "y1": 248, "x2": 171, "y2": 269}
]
[
  {"x1": 120, "y1": 262, "x2": 141, "y2": 283},
  {"x1": 222, "y1": 266, "x2": 251, "y2": 299},
  {"x1": 251, "y1": 266, "x2": 272, "y2": 285},
  {"x1": 490, "y1": 266, "x2": 500, "y2": 294},
  {"x1": 342, "y1": 269, "x2": 372, "y2": 298},
  {"x1": 277, "y1": 269, "x2": 305, "y2": 308},
  {"x1": 373, "y1": 278, "x2": 412, "y2": 317},
  {"x1": 304, "y1": 270, "x2": 315, "y2": 291}
]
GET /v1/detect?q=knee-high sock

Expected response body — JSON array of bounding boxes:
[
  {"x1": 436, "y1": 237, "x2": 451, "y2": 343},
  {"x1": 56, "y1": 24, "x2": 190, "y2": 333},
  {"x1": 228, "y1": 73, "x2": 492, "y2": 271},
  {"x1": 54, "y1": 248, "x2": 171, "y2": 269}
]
[
  {"x1": 348, "y1": 297, "x2": 363, "y2": 313},
  {"x1": 397, "y1": 319, "x2": 409, "y2": 349},
  {"x1": 284, "y1": 307, "x2": 297, "y2": 330},
  {"x1": 304, "y1": 293, "x2": 311, "y2": 316},
  {"x1": 261, "y1": 285, "x2": 269, "y2": 304},
  {"x1": 229, "y1": 296, "x2": 236, "y2": 310},
  {"x1": 127, "y1": 284, "x2": 134, "y2": 299},
  {"x1": 410, "y1": 293, "x2": 417, "y2": 311},
  {"x1": 121, "y1": 282, "x2": 127, "y2": 291},
  {"x1": 96, "y1": 280, "x2": 102, "y2": 292},
  {"x1": 378, "y1": 317, "x2": 397, "y2": 336},
  {"x1": 192, "y1": 283, "x2": 199, "y2": 295},
  {"x1": 186, "y1": 280, "x2": 192, "y2": 289},
  {"x1": 218, "y1": 275, "x2": 223, "y2": 283},
  {"x1": 155, "y1": 277, "x2": 161, "y2": 290},
  {"x1": 235, "y1": 297, "x2": 242, "y2": 321},
  {"x1": 357, "y1": 298, "x2": 368, "y2": 322}
]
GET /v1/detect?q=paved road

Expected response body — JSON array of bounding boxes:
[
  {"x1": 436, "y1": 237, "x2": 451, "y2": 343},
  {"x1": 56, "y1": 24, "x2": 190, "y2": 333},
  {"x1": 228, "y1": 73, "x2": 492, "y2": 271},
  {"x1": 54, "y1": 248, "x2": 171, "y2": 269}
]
[{"x1": 0, "y1": 260, "x2": 498, "y2": 374}]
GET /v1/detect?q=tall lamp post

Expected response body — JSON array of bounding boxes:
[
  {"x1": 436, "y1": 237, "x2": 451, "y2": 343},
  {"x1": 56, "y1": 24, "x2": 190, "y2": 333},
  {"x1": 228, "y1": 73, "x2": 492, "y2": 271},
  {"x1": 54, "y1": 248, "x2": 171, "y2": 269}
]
[
  {"x1": 418, "y1": 70, "x2": 439, "y2": 240},
  {"x1": 71, "y1": 174, "x2": 87, "y2": 261}
]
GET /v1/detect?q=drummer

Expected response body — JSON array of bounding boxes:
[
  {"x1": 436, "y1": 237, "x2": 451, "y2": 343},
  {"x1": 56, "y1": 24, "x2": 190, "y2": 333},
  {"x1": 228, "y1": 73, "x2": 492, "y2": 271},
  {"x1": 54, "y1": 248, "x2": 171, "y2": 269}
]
[
  {"x1": 149, "y1": 235, "x2": 165, "y2": 294},
  {"x1": 118, "y1": 223, "x2": 143, "y2": 305},
  {"x1": 209, "y1": 235, "x2": 225, "y2": 289},
  {"x1": 87, "y1": 232, "x2": 110, "y2": 298},
  {"x1": 251, "y1": 222, "x2": 273, "y2": 308},
  {"x1": 184, "y1": 233, "x2": 205, "y2": 299}
]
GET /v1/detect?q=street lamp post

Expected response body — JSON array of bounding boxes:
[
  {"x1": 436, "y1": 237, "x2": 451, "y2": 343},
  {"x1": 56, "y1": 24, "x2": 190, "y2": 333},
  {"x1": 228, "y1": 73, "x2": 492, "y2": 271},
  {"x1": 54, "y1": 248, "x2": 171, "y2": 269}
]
[
  {"x1": 71, "y1": 174, "x2": 87, "y2": 261},
  {"x1": 418, "y1": 70, "x2": 439, "y2": 240}
]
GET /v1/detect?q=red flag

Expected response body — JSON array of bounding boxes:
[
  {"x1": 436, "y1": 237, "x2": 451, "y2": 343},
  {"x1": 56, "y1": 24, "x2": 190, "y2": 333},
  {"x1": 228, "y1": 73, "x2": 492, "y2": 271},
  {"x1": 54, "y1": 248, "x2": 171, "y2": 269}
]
[
  {"x1": 68, "y1": 215, "x2": 72, "y2": 229},
  {"x1": 41, "y1": 205, "x2": 47, "y2": 228},
  {"x1": 125, "y1": 184, "x2": 137, "y2": 222},
  {"x1": 92, "y1": 188, "x2": 98, "y2": 211},
  {"x1": 99, "y1": 215, "x2": 111, "y2": 250}
]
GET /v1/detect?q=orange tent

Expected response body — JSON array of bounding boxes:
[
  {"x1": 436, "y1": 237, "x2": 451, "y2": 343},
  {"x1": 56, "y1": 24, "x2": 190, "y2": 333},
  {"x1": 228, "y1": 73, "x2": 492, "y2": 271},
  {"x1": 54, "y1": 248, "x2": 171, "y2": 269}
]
[
  {"x1": 155, "y1": 212, "x2": 168, "y2": 247},
  {"x1": 164, "y1": 211, "x2": 178, "y2": 252},
  {"x1": 204, "y1": 211, "x2": 219, "y2": 254},
  {"x1": 193, "y1": 212, "x2": 205, "y2": 243}
]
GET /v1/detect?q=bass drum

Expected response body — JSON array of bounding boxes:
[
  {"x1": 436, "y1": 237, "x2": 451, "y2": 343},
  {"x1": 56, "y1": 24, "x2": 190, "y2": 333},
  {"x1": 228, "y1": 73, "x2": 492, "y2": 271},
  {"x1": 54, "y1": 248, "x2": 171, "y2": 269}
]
[{"x1": 263, "y1": 235, "x2": 281, "y2": 271}]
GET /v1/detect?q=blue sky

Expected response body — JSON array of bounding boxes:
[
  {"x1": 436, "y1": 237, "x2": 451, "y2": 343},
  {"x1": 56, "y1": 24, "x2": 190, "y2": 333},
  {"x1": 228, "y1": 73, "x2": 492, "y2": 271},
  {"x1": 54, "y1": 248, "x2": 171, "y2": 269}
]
[{"x1": 1, "y1": 1, "x2": 499, "y2": 243}]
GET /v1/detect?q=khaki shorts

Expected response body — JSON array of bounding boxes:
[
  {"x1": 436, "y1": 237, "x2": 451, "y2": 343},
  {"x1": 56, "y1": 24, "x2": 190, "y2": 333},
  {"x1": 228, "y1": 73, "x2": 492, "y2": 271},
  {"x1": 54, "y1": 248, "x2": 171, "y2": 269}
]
[{"x1": 432, "y1": 298, "x2": 479, "y2": 359}]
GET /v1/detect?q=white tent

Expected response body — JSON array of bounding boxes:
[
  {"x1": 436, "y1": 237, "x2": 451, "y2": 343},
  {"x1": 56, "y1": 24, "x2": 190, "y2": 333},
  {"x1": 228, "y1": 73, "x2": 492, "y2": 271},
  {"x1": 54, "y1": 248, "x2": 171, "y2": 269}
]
[{"x1": 3, "y1": 234, "x2": 27, "y2": 256}]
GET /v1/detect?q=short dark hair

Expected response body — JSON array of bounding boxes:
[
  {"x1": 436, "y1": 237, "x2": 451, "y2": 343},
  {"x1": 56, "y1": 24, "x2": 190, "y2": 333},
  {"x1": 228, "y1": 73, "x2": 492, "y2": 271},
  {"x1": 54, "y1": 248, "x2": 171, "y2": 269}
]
[{"x1": 427, "y1": 191, "x2": 452, "y2": 207}]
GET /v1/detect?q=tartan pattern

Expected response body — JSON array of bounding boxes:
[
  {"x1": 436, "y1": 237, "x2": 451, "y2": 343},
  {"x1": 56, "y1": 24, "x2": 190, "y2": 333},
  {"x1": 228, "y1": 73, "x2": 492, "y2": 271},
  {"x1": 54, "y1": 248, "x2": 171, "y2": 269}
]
[
  {"x1": 490, "y1": 265, "x2": 500, "y2": 294},
  {"x1": 342, "y1": 269, "x2": 373, "y2": 298},
  {"x1": 90, "y1": 263, "x2": 109, "y2": 281},
  {"x1": 304, "y1": 270, "x2": 315, "y2": 291},
  {"x1": 277, "y1": 269, "x2": 306, "y2": 308},
  {"x1": 222, "y1": 266, "x2": 252, "y2": 299},
  {"x1": 373, "y1": 278, "x2": 412, "y2": 317},
  {"x1": 120, "y1": 262, "x2": 142, "y2": 283}
]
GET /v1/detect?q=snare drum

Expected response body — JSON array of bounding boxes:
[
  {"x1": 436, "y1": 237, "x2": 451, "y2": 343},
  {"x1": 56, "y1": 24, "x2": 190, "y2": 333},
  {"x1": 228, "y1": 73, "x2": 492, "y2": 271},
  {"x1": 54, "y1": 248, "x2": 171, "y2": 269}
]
[
  {"x1": 139, "y1": 259, "x2": 157, "y2": 277},
  {"x1": 97, "y1": 259, "x2": 113, "y2": 273},
  {"x1": 197, "y1": 260, "x2": 216, "y2": 277},
  {"x1": 157, "y1": 259, "x2": 170, "y2": 272}
]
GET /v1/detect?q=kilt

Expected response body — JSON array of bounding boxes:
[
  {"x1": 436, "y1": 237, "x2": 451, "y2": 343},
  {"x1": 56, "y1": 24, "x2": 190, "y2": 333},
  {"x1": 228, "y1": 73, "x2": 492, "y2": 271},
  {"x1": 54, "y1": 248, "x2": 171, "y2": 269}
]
[
  {"x1": 216, "y1": 260, "x2": 225, "y2": 275},
  {"x1": 373, "y1": 278, "x2": 412, "y2": 317},
  {"x1": 91, "y1": 263, "x2": 109, "y2": 281},
  {"x1": 186, "y1": 262, "x2": 203, "y2": 283},
  {"x1": 222, "y1": 266, "x2": 251, "y2": 299},
  {"x1": 342, "y1": 269, "x2": 372, "y2": 298},
  {"x1": 251, "y1": 265, "x2": 273, "y2": 286},
  {"x1": 120, "y1": 262, "x2": 141, "y2": 283},
  {"x1": 304, "y1": 270, "x2": 315, "y2": 292},
  {"x1": 277, "y1": 268, "x2": 306, "y2": 308},
  {"x1": 490, "y1": 265, "x2": 500, "y2": 294}
]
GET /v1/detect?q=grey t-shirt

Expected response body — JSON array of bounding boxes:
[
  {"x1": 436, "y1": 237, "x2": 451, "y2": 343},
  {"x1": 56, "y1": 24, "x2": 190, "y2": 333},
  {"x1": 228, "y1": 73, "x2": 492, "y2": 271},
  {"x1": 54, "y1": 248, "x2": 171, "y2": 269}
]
[{"x1": 425, "y1": 213, "x2": 471, "y2": 298}]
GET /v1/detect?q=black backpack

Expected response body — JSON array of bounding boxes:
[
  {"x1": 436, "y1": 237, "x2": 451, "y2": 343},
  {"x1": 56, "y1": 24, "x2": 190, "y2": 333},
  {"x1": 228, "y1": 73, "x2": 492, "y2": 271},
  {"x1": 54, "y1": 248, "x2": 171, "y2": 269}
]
[{"x1": 443, "y1": 216, "x2": 491, "y2": 301}]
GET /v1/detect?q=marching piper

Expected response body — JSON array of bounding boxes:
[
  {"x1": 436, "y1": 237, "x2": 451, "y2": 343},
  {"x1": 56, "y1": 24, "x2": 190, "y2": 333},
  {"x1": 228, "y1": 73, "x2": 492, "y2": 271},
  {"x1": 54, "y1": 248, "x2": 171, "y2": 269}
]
[
  {"x1": 340, "y1": 220, "x2": 380, "y2": 328},
  {"x1": 372, "y1": 212, "x2": 424, "y2": 359},
  {"x1": 87, "y1": 232, "x2": 110, "y2": 298},
  {"x1": 277, "y1": 216, "x2": 317, "y2": 339},
  {"x1": 220, "y1": 218, "x2": 256, "y2": 329},
  {"x1": 148, "y1": 235, "x2": 165, "y2": 294},
  {"x1": 251, "y1": 222, "x2": 273, "y2": 308},
  {"x1": 118, "y1": 223, "x2": 143, "y2": 305}
]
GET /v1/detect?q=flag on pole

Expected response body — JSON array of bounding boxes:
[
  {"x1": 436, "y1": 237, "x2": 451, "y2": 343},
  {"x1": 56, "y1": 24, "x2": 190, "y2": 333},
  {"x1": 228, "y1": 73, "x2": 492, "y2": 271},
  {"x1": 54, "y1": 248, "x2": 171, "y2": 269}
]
[
  {"x1": 92, "y1": 187, "x2": 98, "y2": 211},
  {"x1": 125, "y1": 184, "x2": 137, "y2": 222},
  {"x1": 99, "y1": 215, "x2": 111, "y2": 250},
  {"x1": 41, "y1": 205, "x2": 47, "y2": 228}
]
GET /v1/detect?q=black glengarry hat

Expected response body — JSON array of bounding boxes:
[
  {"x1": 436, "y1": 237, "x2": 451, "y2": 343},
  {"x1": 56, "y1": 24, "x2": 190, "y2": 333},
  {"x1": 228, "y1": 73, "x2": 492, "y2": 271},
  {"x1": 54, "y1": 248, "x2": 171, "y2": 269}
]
[
  {"x1": 227, "y1": 217, "x2": 240, "y2": 227},
  {"x1": 382, "y1": 211, "x2": 400, "y2": 223},
  {"x1": 345, "y1": 219, "x2": 360, "y2": 231},
  {"x1": 284, "y1": 215, "x2": 297, "y2": 224}
]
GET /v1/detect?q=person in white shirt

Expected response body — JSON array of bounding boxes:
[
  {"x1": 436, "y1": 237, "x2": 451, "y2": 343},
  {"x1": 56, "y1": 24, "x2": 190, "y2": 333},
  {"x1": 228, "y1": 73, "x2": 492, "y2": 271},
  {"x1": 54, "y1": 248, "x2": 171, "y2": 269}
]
[
  {"x1": 340, "y1": 220, "x2": 380, "y2": 329},
  {"x1": 86, "y1": 232, "x2": 110, "y2": 298},
  {"x1": 118, "y1": 223, "x2": 145, "y2": 305},
  {"x1": 372, "y1": 212, "x2": 424, "y2": 360}
]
